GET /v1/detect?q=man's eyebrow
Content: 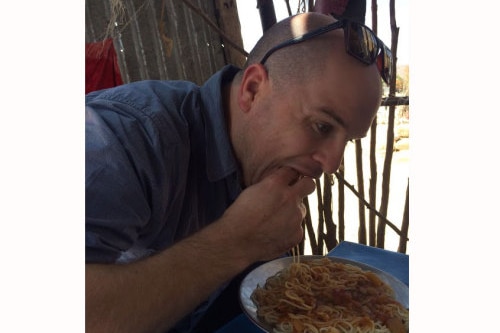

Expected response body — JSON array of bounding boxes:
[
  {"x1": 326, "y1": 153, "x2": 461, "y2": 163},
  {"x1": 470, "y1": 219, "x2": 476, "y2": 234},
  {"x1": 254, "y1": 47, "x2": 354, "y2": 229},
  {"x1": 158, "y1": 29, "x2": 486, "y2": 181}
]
[
  {"x1": 320, "y1": 108, "x2": 347, "y2": 130},
  {"x1": 319, "y1": 108, "x2": 366, "y2": 141}
]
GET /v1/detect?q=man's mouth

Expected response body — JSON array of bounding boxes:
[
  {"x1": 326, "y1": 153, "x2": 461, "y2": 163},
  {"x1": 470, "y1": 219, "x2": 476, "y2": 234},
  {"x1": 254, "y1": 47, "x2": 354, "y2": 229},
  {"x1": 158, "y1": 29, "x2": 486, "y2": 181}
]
[{"x1": 291, "y1": 167, "x2": 322, "y2": 180}]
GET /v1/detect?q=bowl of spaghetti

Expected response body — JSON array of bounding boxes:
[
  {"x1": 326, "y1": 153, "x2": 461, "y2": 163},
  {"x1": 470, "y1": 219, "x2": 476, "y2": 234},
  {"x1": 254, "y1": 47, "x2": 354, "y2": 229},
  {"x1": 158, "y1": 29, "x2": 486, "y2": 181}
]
[{"x1": 239, "y1": 255, "x2": 409, "y2": 333}]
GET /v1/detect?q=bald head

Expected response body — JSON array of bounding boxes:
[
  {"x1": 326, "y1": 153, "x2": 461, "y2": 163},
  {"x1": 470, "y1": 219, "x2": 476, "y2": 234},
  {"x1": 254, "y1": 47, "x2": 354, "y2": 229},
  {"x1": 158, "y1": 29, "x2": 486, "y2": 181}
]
[
  {"x1": 239, "y1": 13, "x2": 343, "y2": 86},
  {"x1": 245, "y1": 13, "x2": 336, "y2": 65}
]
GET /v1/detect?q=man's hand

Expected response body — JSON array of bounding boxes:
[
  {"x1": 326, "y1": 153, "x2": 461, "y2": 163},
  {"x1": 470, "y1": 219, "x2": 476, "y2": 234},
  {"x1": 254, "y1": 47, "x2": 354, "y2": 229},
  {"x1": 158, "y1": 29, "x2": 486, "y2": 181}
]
[{"x1": 220, "y1": 167, "x2": 316, "y2": 262}]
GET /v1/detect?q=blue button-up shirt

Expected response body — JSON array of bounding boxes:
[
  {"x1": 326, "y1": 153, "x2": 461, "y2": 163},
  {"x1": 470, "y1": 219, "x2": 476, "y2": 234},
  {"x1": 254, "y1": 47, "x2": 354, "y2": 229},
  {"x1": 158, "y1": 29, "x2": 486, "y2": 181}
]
[{"x1": 85, "y1": 65, "x2": 243, "y2": 331}]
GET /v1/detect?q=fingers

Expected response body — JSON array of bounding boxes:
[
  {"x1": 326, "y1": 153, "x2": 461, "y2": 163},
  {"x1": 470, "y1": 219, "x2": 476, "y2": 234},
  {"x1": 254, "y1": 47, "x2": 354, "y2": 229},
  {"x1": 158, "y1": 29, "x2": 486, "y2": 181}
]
[
  {"x1": 270, "y1": 167, "x2": 301, "y2": 186},
  {"x1": 263, "y1": 168, "x2": 316, "y2": 221},
  {"x1": 269, "y1": 167, "x2": 316, "y2": 191},
  {"x1": 299, "y1": 201, "x2": 307, "y2": 219},
  {"x1": 292, "y1": 176, "x2": 316, "y2": 198},
  {"x1": 267, "y1": 167, "x2": 316, "y2": 201}
]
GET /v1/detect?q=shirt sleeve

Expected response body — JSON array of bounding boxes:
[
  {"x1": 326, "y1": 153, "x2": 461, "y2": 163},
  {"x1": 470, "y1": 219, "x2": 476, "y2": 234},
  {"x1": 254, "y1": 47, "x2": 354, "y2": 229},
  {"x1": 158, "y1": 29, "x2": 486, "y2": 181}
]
[
  {"x1": 85, "y1": 81, "x2": 196, "y2": 264},
  {"x1": 85, "y1": 104, "x2": 153, "y2": 263}
]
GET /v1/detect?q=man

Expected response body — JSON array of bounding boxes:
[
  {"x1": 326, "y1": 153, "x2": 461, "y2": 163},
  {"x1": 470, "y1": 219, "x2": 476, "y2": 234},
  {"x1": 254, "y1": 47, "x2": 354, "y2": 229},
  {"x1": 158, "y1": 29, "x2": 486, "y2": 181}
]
[{"x1": 85, "y1": 11, "x2": 390, "y2": 333}]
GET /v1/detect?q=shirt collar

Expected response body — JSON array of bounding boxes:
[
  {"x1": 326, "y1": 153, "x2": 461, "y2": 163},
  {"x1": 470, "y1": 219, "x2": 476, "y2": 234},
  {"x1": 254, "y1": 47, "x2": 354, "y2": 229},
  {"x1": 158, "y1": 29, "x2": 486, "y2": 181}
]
[{"x1": 199, "y1": 65, "x2": 241, "y2": 182}]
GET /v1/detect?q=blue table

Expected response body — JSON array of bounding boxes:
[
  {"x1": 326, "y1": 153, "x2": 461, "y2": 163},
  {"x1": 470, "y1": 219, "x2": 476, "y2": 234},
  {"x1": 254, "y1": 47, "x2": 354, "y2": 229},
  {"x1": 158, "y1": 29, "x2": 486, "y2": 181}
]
[
  {"x1": 328, "y1": 241, "x2": 409, "y2": 286},
  {"x1": 215, "y1": 241, "x2": 409, "y2": 333}
]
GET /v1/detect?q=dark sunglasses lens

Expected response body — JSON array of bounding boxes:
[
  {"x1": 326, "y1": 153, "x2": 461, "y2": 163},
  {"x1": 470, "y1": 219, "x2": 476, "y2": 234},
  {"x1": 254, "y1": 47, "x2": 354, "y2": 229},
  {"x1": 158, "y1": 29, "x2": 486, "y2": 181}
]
[
  {"x1": 346, "y1": 22, "x2": 378, "y2": 64},
  {"x1": 380, "y1": 45, "x2": 393, "y2": 83}
]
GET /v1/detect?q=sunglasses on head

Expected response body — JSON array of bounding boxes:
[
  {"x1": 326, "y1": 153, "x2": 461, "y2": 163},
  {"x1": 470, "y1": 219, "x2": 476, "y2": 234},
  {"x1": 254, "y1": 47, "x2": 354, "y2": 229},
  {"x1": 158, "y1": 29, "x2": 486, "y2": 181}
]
[{"x1": 259, "y1": 17, "x2": 393, "y2": 84}]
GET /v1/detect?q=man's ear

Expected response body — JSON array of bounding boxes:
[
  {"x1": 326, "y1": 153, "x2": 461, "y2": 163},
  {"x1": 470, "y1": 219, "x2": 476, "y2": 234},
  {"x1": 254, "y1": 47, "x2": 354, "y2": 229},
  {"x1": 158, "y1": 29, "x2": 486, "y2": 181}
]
[{"x1": 238, "y1": 64, "x2": 269, "y2": 112}]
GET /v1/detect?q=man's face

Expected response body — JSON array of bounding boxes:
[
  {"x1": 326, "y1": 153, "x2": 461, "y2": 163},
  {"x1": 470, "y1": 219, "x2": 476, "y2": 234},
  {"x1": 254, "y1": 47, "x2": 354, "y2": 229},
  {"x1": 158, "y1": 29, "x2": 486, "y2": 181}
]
[{"x1": 237, "y1": 51, "x2": 381, "y2": 186}]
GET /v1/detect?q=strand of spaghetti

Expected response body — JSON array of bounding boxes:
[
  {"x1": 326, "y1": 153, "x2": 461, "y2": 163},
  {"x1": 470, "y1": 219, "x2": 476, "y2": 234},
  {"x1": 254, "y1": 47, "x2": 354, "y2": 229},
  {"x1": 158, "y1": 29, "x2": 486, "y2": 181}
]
[
  {"x1": 279, "y1": 298, "x2": 315, "y2": 311},
  {"x1": 291, "y1": 245, "x2": 300, "y2": 263}
]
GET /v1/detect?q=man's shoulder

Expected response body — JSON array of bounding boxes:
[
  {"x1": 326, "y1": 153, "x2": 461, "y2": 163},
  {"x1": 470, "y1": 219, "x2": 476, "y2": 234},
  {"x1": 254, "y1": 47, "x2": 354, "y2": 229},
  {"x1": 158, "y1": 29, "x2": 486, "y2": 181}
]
[
  {"x1": 85, "y1": 65, "x2": 240, "y2": 113},
  {"x1": 86, "y1": 79, "x2": 199, "y2": 110}
]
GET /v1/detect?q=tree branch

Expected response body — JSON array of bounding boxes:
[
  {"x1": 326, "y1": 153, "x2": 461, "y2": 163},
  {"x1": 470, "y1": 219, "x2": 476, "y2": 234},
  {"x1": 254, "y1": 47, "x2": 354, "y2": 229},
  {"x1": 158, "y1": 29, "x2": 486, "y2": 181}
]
[{"x1": 333, "y1": 172, "x2": 409, "y2": 241}]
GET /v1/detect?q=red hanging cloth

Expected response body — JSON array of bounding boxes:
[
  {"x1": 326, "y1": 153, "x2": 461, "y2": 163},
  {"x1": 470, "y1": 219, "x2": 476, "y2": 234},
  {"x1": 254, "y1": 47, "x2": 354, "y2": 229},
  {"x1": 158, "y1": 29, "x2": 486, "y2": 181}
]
[{"x1": 85, "y1": 38, "x2": 123, "y2": 94}]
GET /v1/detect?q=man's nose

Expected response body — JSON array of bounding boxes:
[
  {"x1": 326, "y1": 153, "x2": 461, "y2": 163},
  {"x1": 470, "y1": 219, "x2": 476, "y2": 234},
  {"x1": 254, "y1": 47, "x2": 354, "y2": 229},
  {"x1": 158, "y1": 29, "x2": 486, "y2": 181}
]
[{"x1": 312, "y1": 140, "x2": 347, "y2": 174}]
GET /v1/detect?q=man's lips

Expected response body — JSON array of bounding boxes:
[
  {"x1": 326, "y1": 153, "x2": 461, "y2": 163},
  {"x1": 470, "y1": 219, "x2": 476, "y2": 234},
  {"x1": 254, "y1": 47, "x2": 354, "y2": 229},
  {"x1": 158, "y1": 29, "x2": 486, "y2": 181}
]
[{"x1": 287, "y1": 165, "x2": 323, "y2": 180}]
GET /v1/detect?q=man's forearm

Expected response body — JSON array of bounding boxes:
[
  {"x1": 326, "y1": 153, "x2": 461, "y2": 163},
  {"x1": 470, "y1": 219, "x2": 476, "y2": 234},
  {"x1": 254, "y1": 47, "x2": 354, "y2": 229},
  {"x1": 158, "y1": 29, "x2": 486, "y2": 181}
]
[{"x1": 85, "y1": 219, "x2": 251, "y2": 333}]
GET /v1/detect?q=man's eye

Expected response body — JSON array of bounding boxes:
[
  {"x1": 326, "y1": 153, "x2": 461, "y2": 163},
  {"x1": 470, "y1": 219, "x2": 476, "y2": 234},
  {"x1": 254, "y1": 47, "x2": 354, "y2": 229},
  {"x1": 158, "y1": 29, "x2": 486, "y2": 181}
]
[{"x1": 315, "y1": 122, "x2": 333, "y2": 135}]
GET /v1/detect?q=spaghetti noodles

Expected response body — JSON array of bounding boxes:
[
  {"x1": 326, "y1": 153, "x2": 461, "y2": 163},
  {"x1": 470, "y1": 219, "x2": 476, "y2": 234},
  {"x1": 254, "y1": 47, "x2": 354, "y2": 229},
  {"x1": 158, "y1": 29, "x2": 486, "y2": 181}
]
[{"x1": 251, "y1": 257, "x2": 409, "y2": 333}]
